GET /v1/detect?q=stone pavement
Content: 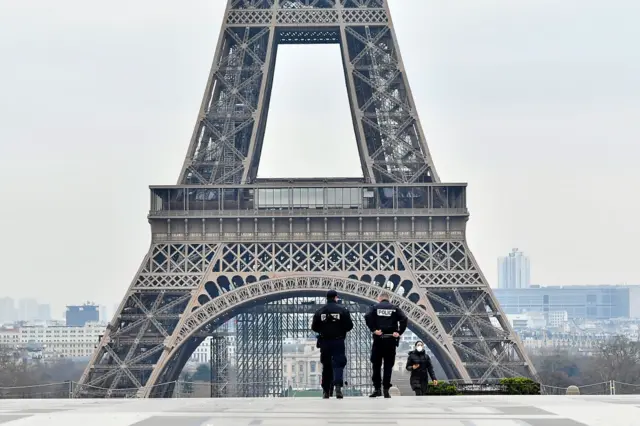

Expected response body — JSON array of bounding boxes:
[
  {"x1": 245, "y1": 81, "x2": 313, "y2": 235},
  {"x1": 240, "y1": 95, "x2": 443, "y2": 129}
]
[{"x1": 0, "y1": 395, "x2": 638, "y2": 425}]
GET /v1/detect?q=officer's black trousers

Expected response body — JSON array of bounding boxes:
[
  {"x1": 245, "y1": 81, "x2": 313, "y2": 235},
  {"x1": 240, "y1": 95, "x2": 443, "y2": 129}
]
[
  {"x1": 320, "y1": 344, "x2": 333, "y2": 392},
  {"x1": 370, "y1": 338, "x2": 396, "y2": 390},
  {"x1": 320, "y1": 338, "x2": 347, "y2": 389}
]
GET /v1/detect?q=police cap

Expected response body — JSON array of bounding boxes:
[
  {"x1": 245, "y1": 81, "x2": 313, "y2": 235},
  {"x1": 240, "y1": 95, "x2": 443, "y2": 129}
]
[{"x1": 326, "y1": 289, "x2": 338, "y2": 299}]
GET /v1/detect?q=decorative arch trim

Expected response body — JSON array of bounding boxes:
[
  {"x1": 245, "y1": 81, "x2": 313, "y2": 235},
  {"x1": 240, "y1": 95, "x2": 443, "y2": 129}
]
[{"x1": 154, "y1": 276, "x2": 461, "y2": 378}]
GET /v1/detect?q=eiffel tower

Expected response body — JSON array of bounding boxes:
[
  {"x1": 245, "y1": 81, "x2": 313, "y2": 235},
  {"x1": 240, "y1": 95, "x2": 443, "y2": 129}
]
[{"x1": 77, "y1": 0, "x2": 538, "y2": 398}]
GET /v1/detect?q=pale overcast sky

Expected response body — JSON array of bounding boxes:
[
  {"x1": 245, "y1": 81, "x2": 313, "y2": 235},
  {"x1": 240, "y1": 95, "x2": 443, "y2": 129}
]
[{"x1": 0, "y1": 0, "x2": 638, "y2": 317}]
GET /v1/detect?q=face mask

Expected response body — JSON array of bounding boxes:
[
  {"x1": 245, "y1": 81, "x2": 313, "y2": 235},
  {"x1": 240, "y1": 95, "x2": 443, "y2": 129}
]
[{"x1": 416, "y1": 346, "x2": 424, "y2": 352}]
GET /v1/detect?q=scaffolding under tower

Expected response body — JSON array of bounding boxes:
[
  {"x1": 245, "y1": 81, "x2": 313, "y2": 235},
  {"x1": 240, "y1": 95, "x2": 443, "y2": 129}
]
[
  {"x1": 209, "y1": 322, "x2": 230, "y2": 398},
  {"x1": 229, "y1": 296, "x2": 372, "y2": 397}
]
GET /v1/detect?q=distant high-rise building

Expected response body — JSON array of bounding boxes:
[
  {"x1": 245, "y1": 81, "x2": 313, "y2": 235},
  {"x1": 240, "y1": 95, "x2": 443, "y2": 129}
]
[
  {"x1": 99, "y1": 305, "x2": 109, "y2": 323},
  {"x1": 18, "y1": 298, "x2": 39, "y2": 322},
  {"x1": 37, "y1": 304, "x2": 52, "y2": 321},
  {"x1": 497, "y1": 248, "x2": 531, "y2": 289},
  {"x1": 0, "y1": 298, "x2": 16, "y2": 324},
  {"x1": 66, "y1": 304, "x2": 99, "y2": 327}
]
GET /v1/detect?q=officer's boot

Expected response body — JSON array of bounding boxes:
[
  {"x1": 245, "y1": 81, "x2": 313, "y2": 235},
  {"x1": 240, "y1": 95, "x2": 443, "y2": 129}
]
[
  {"x1": 383, "y1": 389, "x2": 391, "y2": 399},
  {"x1": 335, "y1": 386, "x2": 344, "y2": 399},
  {"x1": 369, "y1": 388, "x2": 382, "y2": 398},
  {"x1": 322, "y1": 389, "x2": 330, "y2": 399}
]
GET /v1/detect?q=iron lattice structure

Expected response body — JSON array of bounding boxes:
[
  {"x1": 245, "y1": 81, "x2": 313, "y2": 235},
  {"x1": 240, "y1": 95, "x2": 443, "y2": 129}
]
[
  {"x1": 209, "y1": 323, "x2": 230, "y2": 398},
  {"x1": 76, "y1": 0, "x2": 538, "y2": 398},
  {"x1": 231, "y1": 297, "x2": 371, "y2": 397},
  {"x1": 236, "y1": 304, "x2": 283, "y2": 396}
]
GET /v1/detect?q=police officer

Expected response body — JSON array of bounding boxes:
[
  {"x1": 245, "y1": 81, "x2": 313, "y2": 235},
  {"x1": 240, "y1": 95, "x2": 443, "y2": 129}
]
[
  {"x1": 311, "y1": 290, "x2": 354, "y2": 399},
  {"x1": 364, "y1": 291, "x2": 408, "y2": 398}
]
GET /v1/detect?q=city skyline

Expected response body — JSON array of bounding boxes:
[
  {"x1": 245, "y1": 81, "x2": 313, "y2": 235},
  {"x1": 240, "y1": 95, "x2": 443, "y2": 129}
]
[
  {"x1": 0, "y1": 297, "x2": 110, "y2": 324},
  {"x1": 9, "y1": 282, "x2": 640, "y2": 323},
  {"x1": 1, "y1": 0, "x2": 639, "y2": 311}
]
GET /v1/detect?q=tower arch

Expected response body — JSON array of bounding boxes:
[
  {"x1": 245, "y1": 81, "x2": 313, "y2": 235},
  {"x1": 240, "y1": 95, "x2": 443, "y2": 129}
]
[{"x1": 142, "y1": 276, "x2": 463, "y2": 397}]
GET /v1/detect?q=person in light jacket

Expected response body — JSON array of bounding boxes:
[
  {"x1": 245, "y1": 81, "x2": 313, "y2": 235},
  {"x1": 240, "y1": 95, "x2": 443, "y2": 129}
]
[{"x1": 405, "y1": 341, "x2": 438, "y2": 395}]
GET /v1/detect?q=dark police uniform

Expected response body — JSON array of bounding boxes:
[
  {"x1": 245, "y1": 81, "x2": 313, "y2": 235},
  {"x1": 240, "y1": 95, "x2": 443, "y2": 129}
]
[
  {"x1": 311, "y1": 290, "x2": 354, "y2": 398},
  {"x1": 364, "y1": 297, "x2": 408, "y2": 396}
]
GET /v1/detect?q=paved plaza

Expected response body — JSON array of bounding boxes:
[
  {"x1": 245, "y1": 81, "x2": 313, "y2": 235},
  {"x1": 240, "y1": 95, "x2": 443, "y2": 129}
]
[{"x1": 0, "y1": 395, "x2": 638, "y2": 426}]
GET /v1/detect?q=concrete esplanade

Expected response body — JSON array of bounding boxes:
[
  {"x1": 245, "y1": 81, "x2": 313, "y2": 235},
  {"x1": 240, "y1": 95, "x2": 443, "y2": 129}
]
[{"x1": 0, "y1": 396, "x2": 635, "y2": 425}]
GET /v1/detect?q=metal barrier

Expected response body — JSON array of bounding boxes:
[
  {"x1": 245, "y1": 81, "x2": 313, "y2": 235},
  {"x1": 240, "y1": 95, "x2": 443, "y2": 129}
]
[
  {"x1": 540, "y1": 381, "x2": 614, "y2": 396},
  {"x1": 1, "y1": 379, "x2": 638, "y2": 398}
]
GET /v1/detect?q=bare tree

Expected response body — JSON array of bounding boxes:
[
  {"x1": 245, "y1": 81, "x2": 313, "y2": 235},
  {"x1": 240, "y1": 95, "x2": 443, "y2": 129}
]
[
  {"x1": 0, "y1": 346, "x2": 33, "y2": 387},
  {"x1": 0, "y1": 347, "x2": 91, "y2": 398},
  {"x1": 583, "y1": 336, "x2": 640, "y2": 384},
  {"x1": 530, "y1": 349, "x2": 586, "y2": 388},
  {"x1": 528, "y1": 336, "x2": 640, "y2": 392}
]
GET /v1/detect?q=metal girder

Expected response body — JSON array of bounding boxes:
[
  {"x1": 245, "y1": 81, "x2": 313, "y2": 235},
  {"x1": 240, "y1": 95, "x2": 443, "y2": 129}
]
[
  {"x1": 177, "y1": 0, "x2": 439, "y2": 185},
  {"x1": 92, "y1": 365, "x2": 156, "y2": 371},
  {"x1": 75, "y1": 289, "x2": 193, "y2": 397},
  {"x1": 77, "y1": 0, "x2": 539, "y2": 399}
]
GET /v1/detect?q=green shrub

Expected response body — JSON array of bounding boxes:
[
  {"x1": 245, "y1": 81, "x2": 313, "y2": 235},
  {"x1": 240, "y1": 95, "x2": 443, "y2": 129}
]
[
  {"x1": 427, "y1": 381, "x2": 459, "y2": 396},
  {"x1": 499, "y1": 377, "x2": 540, "y2": 395}
]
